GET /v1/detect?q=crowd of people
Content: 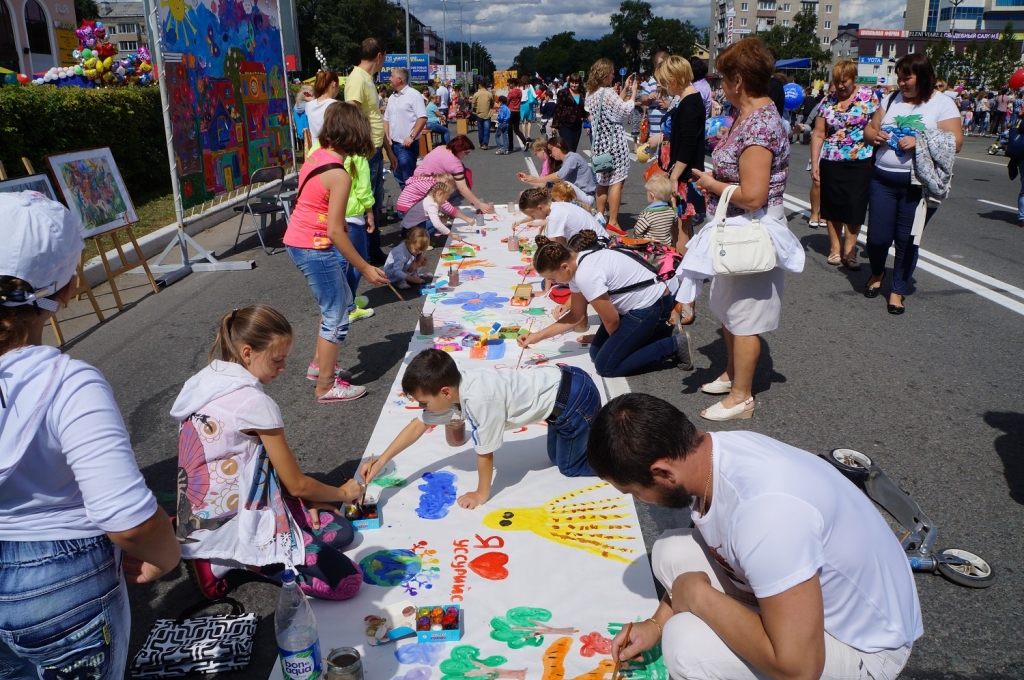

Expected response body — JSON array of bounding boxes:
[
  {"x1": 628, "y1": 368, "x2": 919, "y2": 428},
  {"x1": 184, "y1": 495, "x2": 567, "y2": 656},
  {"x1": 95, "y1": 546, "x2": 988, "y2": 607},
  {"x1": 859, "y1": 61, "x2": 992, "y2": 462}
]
[{"x1": 1, "y1": 34, "x2": 960, "y2": 680}]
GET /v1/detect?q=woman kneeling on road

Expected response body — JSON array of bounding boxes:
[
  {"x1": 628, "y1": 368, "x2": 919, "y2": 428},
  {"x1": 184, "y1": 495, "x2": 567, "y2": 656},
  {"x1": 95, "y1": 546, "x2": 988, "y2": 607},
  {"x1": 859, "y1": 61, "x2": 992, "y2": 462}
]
[{"x1": 518, "y1": 230, "x2": 694, "y2": 378}]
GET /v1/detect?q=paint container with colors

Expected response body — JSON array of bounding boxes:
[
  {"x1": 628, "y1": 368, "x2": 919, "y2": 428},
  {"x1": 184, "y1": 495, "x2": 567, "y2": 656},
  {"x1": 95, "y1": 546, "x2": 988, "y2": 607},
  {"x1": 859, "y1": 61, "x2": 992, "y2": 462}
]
[
  {"x1": 416, "y1": 605, "x2": 463, "y2": 642},
  {"x1": 344, "y1": 503, "x2": 382, "y2": 531}
]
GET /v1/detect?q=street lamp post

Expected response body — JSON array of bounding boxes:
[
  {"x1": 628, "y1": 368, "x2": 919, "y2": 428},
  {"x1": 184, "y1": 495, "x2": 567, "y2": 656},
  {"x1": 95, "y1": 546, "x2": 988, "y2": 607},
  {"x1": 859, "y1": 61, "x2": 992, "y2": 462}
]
[
  {"x1": 405, "y1": 0, "x2": 411, "y2": 70},
  {"x1": 465, "y1": 18, "x2": 483, "y2": 78}
]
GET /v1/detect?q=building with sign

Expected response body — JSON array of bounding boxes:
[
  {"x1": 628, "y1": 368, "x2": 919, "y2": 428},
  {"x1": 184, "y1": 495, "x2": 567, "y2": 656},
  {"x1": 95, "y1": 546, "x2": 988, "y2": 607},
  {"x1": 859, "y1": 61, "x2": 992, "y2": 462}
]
[
  {"x1": 0, "y1": 0, "x2": 78, "y2": 73},
  {"x1": 710, "y1": 0, "x2": 841, "y2": 70},
  {"x1": 840, "y1": 28, "x2": 1024, "y2": 85},
  {"x1": 904, "y1": 0, "x2": 1021, "y2": 33}
]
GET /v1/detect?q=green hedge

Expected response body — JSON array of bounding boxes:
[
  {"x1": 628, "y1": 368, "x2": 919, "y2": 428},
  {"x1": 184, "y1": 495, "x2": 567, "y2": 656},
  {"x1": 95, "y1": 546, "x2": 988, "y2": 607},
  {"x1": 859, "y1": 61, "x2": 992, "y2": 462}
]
[{"x1": 0, "y1": 86, "x2": 171, "y2": 198}]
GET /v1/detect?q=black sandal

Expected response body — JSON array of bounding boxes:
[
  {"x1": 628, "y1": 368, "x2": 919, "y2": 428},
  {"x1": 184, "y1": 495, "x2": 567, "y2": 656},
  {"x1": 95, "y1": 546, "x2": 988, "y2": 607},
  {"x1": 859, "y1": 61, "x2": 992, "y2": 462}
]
[
  {"x1": 864, "y1": 271, "x2": 886, "y2": 299},
  {"x1": 887, "y1": 294, "x2": 905, "y2": 315}
]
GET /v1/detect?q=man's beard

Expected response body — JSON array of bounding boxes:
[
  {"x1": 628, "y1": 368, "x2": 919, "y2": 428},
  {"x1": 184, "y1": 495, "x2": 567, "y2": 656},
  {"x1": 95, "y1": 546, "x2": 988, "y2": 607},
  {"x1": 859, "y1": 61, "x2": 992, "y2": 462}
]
[{"x1": 655, "y1": 483, "x2": 695, "y2": 509}]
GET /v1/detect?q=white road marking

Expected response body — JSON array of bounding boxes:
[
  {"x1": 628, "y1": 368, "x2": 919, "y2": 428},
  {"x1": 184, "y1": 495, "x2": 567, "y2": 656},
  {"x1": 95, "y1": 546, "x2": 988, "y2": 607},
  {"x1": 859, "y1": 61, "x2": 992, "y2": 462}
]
[
  {"x1": 978, "y1": 199, "x2": 1017, "y2": 211},
  {"x1": 524, "y1": 157, "x2": 539, "y2": 177},
  {"x1": 783, "y1": 193, "x2": 1024, "y2": 315},
  {"x1": 582, "y1": 149, "x2": 592, "y2": 157},
  {"x1": 957, "y1": 156, "x2": 1007, "y2": 167}
]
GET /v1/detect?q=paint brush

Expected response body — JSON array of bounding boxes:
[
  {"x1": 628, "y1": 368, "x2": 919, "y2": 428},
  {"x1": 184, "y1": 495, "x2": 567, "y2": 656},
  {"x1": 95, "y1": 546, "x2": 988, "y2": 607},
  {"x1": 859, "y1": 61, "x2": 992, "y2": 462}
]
[
  {"x1": 513, "y1": 320, "x2": 534, "y2": 370},
  {"x1": 612, "y1": 622, "x2": 633, "y2": 680},
  {"x1": 360, "y1": 453, "x2": 376, "y2": 508},
  {"x1": 387, "y1": 283, "x2": 414, "y2": 309}
]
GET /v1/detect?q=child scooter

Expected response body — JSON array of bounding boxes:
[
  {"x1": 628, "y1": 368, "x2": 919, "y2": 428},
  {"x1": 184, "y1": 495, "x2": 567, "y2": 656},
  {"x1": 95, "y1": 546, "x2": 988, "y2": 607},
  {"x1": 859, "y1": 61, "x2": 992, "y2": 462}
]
[{"x1": 823, "y1": 449, "x2": 996, "y2": 589}]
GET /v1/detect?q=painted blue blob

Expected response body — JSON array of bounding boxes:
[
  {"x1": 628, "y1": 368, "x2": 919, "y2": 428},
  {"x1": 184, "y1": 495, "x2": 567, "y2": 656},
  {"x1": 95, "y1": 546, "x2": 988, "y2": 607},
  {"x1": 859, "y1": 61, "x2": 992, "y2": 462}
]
[
  {"x1": 415, "y1": 471, "x2": 458, "y2": 520},
  {"x1": 393, "y1": 668, "x2": 433, "y2": 680},
  {"x1": 359, "y1": 549, "x2": 422, "y2": 587},
  {"x1": 395, "y1": 643, "x2": 445, "y2": 666}
]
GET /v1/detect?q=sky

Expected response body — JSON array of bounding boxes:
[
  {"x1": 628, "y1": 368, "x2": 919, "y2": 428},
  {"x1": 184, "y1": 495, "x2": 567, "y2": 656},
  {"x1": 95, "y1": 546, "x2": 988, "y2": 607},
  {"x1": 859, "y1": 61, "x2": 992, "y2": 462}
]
[{"x1": 405, "y1": 0, "x2": 906, "y2": 68}]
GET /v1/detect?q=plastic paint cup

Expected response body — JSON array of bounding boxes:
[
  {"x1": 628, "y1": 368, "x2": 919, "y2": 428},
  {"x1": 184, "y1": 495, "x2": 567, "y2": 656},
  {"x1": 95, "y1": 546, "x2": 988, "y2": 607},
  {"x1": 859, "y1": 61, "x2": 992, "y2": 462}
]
[
  {"x1": 445, "y1": 418, "x2": 467, "y2": 446},
  {"x1": 476, "y1": 213, "x2": 485, "y2": 226},
  {"x1": 507, "y1": 201, "x2": 516, "y2": 214},
  {"x1": 419, "y1": 313, "x2": 434, "y2": 335}
]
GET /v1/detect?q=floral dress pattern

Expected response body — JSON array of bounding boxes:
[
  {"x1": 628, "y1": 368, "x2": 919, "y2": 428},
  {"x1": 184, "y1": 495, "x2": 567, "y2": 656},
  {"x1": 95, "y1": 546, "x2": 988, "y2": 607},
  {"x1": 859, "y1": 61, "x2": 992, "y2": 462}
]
[
  {"x1": 709, "y1": 104, "x2": 789, "y2": 217},
  {"x1": 585, "y1": 87, "x2": 633, "y2": 186},
  {"x1": 820, "y1": 87, "x2": 879, "y2": 161}
]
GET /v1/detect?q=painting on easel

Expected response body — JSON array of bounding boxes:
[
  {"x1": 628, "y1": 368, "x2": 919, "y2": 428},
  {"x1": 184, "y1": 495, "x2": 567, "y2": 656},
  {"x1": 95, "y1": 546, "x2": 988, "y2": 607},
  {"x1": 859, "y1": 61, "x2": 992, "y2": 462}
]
[
  {"x1": 0, "y1": 174, "x2": 58, "y2": 201},
  {"x1": 46, "y1": 148, "x2": 138, "y2": 235}
]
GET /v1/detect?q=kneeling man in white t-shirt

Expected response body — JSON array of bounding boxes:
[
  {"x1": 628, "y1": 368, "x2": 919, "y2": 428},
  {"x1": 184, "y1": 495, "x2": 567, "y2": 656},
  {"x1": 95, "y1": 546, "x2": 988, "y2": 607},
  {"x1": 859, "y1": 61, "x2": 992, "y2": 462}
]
[{"x1": 588, "y1": 393, "x2": 922, "y2": 680}]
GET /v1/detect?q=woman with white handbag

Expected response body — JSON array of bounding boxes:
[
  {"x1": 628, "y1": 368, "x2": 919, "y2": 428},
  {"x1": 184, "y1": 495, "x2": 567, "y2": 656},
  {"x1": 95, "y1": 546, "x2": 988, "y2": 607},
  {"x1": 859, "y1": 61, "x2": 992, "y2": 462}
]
[{"x1": 680, "y1": 38, "x2": 805, "y2": 421}]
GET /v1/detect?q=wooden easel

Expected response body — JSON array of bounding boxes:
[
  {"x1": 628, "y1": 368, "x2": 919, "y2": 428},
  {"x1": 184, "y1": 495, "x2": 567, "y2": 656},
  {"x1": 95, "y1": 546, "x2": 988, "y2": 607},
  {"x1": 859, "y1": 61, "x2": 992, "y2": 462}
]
[
  {"x1": 1, "y1": 159, "x2": 106, "y2": 345},
  {"x1": 91, "y1": 220, "x2": 160, "y2": 311}
]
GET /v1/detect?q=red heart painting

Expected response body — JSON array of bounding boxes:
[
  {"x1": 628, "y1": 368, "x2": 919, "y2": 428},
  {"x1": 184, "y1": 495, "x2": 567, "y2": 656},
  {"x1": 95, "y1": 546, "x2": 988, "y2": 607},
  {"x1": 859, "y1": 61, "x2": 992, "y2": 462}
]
[{"x1": 468, "y1": 552, "x2": 509, "y2": 580}]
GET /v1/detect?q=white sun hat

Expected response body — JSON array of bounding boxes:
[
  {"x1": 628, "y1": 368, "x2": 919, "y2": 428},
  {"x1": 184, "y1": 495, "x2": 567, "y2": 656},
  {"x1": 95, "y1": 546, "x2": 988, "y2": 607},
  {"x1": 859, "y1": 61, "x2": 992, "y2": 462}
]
[{"x1": 0, "y1": 191, "x2": 84, "y2": 312}]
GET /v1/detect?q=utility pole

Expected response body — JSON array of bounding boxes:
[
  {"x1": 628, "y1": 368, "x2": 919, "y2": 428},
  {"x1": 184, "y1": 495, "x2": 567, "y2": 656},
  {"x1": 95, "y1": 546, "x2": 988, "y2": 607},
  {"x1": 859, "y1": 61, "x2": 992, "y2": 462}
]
[{"x1": 405, "y1": 0, "x2": 411, "y2": 71}]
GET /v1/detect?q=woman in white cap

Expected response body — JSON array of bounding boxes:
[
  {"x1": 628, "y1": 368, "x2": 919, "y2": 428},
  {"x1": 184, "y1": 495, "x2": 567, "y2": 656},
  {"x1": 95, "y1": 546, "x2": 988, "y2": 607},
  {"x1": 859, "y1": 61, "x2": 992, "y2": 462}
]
[{"x1": 0, "y1": 192, "x2": 180, "y2": 678}]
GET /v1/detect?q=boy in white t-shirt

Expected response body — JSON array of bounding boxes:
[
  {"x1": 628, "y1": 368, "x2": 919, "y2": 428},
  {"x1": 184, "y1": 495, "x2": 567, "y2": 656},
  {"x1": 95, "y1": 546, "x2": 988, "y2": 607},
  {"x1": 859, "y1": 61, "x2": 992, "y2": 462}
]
[
  {"x1": 587, "y1": 393, "x2": 923, "y2": 680},
  {"x1": 361, "y1": 349, "x2": 601, "y2": 508},
  {"x1": 517, "y1": 187, "x2": 607, "y2": 243}
]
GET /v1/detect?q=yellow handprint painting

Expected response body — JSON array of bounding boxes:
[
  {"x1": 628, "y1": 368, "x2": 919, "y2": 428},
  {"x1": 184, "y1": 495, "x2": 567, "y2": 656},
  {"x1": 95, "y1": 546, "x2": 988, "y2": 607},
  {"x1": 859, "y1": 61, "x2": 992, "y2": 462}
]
[{"x1": 482, "y1": 483, "x2": 637, "y2": 563}]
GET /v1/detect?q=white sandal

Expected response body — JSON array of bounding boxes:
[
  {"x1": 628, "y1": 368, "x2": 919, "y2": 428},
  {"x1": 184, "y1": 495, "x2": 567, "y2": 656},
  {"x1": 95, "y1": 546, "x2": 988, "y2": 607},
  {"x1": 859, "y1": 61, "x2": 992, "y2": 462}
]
[
  {"x1": 701, "y1": 378, "x2": 733, "y2": 394},
  {"x1": 701, "y1": 397, "x2": 755, "y2": 421}
]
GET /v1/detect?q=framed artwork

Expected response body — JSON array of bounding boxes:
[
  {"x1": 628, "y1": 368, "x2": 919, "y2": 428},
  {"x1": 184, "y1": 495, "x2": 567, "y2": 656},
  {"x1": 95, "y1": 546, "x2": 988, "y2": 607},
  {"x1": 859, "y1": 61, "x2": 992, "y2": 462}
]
[
  {"x1": 0, "y1": 173, "x2": 57, "y2": 201},
  {"x1": 46, "y1": 147, "x2": 138, "y2": 235}
]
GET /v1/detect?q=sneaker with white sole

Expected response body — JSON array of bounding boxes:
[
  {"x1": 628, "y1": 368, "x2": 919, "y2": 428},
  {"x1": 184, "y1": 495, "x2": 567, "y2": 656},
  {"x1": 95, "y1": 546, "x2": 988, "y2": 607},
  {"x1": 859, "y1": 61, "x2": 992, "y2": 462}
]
[
  {"x1": 306, "y1": 363, "x2": 354, "y2": 381},
  {"x1": 317, "y1": 379, "x2": 367, "y2": 402},
  {"x1": 349, "y1": 307, "x2": 375, "y2": 322},
  {"x1": 354, "y1": 296, "x2": 369, "y2": 309}
]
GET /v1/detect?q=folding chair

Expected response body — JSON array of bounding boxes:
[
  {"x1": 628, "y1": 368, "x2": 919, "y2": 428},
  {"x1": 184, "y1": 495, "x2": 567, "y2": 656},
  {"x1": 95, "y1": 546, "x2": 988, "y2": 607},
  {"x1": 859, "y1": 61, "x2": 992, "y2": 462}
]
[{"x1": 233, "y1": 166, "x2": 286, "y2": 255}]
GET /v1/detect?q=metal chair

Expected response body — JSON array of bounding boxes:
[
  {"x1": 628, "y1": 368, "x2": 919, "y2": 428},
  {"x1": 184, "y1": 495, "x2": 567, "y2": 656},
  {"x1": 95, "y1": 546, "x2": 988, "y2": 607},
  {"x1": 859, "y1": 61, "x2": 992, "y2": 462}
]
[{"x1": 233, "y1": 166, "x2": 286, "y2": 255}]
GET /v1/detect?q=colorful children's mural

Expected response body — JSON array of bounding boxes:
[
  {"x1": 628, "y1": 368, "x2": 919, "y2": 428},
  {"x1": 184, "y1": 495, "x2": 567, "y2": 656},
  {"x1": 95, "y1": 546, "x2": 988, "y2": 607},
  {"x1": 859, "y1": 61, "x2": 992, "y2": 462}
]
[{"x1": 157, "y1": 0, "x2": 293, "y2": 208}]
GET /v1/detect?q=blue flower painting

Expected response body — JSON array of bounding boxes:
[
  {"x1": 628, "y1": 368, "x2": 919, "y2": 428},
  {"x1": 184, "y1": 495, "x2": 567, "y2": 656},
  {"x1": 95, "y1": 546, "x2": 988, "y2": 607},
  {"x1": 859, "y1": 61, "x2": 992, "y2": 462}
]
[{"x1": 439, "y1": 291, "x2": 509, "y2": 311}]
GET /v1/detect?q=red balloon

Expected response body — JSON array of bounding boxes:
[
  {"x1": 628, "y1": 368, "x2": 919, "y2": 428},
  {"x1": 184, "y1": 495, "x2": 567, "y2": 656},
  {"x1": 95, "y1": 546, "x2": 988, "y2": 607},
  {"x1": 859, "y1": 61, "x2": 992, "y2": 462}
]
[
  {"x1": 16, "y1": 73, "x2": 29, "y2": 84},
  {"x1": 1010, "y1": 68, "x2": 1024, "y2": 90}
]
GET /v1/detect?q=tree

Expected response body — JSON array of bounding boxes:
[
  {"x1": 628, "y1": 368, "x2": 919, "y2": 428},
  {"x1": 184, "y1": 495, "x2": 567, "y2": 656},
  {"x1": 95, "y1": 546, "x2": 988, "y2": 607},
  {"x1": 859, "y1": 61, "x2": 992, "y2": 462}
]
[
  {"x1": 512, "y1": 46, "x2": 538, "y2": 76},
  {"x1": 295, "y1": 0, "x2": 405, "y2": 76},
  {"x1": 990, "y1": 23, "x2": 1022, "y2": 89},
  {"x1": 74, "y1": 0, "x2": 98, "y2": 22},
  {"x1": 643, "y1": 17, "x2": 701, "y2": 70},
  {"x1": 610, "y1": 0, "x2": 653, "y2": 73},
  {"x1": 489, "y1": 607, "x2": 576, "y2": 649},
  {"x1": 439, "y1": 646, "x2": 527, "y2": 680}
]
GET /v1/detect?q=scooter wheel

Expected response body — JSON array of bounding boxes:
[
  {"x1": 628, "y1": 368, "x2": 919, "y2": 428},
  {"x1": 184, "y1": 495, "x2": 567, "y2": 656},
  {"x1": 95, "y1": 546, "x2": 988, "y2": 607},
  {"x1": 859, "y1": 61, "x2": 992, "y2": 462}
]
[
  {"x1": 936, "y1": 549, "x2": 996, "y2": 588},
  {"x1": 825, "y1": 448, "x2": 873, "y2": 483}
]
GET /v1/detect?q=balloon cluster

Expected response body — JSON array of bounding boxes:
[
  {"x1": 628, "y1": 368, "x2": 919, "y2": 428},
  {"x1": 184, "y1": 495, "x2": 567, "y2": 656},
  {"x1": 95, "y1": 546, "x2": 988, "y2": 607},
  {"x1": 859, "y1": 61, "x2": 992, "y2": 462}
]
[{"x1": 30, "y1": 19, "x2": 154, "y2": 87}]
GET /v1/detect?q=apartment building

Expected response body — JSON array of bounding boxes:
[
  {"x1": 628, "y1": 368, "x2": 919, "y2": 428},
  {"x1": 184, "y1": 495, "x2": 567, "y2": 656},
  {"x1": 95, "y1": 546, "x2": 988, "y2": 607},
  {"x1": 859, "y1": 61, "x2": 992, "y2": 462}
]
[
  {"x1": 96, "y1": 2, "x2": 148, "y2": 58},
  {"x1": 906, "y1": 0, "x2": 1024, "y2": 33},
  {"x1": 710, "y1": 0, "x2": 840, "y2": 69}
]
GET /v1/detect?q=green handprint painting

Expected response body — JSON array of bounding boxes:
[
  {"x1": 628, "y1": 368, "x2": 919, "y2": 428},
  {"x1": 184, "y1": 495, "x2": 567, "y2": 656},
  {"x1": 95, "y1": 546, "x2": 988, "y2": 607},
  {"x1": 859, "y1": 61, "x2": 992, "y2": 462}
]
[
  {"x1": 490, "y1": 607, "x2": 577, "y2": 649},
  {"x1": 439, "y1": 645, "x2": 527, "y2": 680}
]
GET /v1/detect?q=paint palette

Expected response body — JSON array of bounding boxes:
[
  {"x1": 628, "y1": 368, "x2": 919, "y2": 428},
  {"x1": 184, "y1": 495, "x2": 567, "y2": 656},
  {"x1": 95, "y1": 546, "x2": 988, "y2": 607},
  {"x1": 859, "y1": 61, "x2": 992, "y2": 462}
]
[
  {"x1": 511, "y1": 284, "x2": 533, "y2": 307},
  {"x1": 344, "y1": 502, "x2": 382, "y2": 531},
  {"x1": 415, "y1": 604, "x2": 463, "y2": 643}
]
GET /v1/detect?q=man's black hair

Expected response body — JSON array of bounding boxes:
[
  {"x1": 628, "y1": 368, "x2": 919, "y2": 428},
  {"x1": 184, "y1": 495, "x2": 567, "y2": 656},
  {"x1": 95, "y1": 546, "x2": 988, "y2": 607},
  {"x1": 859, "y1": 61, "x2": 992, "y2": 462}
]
[
  {"x1": 586, "y1": 393, "x2": 701, "y2": 486},
  {"x1": 402, "y1": 348, "x2": 462, "y2": 396},
  {"x1": 689, "y1": 56, "x2": 708, "y2": 81}
]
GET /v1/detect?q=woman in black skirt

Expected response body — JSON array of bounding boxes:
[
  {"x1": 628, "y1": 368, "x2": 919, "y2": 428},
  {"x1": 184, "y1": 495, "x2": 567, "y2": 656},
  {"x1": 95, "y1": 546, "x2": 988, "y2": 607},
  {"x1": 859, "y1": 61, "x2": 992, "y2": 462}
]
[{"x1": 810, "y1": 60, "x2": 881, "y2": 270}]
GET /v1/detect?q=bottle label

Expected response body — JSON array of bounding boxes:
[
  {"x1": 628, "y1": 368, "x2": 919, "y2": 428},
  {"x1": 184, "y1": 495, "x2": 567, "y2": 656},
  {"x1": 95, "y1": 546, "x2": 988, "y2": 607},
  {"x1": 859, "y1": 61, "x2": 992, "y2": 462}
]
[{"x1": 279, "y1": 640, "x2": 323, "y2": 680}]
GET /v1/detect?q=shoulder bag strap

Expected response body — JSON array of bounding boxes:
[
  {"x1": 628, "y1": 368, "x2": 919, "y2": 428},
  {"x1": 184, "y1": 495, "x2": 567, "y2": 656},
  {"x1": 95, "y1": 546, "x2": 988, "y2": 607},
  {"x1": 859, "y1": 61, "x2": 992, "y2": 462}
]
[{"x1": 296, "y1": 161, "x2": 346, "y2": 203}]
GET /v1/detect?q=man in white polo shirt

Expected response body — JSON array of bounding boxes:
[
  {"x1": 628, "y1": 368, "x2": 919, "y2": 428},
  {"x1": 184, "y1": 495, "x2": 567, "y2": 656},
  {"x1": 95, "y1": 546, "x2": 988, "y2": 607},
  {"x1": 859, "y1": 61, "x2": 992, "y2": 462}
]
[
  {"x1": 588, "y1": 394, "x2": 923, "y2": 680},
  {"x1": 384, "y1": 67, "x2": 427, "y2": 189}
]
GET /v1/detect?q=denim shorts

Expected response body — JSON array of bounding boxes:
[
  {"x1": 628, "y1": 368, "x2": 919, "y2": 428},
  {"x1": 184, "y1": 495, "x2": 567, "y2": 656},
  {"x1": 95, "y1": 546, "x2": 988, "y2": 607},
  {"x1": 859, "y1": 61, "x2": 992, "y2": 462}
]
[
  {"x1": 287, "y1": 245, "x2": 353, "y2": 344},
  {"x1": 0, "y1": 535, "x2": 129, "y2": 680}
]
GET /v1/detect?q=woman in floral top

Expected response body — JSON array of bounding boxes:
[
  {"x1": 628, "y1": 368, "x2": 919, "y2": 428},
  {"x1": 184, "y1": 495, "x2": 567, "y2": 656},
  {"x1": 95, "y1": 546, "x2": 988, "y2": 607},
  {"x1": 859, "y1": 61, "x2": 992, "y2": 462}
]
[
  {"x1": 684, "y1": 37, "x2": 803, "y2": 422},
  {"x1": 811, "y1": 60, "x2": 879, "y2": 270}
]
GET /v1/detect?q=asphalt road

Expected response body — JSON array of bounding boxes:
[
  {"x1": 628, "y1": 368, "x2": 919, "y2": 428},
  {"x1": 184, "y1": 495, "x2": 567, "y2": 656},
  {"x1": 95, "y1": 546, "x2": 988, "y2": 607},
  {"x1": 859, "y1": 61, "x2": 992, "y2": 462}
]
[{"x1": 54, "y1": 128, "x2": 1023, "y2": 679}]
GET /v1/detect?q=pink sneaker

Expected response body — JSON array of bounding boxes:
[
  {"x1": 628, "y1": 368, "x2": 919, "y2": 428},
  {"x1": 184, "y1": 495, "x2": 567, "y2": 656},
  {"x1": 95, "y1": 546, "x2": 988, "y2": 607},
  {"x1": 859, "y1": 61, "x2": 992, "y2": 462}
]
[
  {"x1": 317, "y1": 379, "x2": 368, "y2": 403},
  {"x1": 306, "y1": 363, "x2": 354, "y2": 381},
  {"x1": 184, "y1": 559, "x2": 230, "y2": 599}
]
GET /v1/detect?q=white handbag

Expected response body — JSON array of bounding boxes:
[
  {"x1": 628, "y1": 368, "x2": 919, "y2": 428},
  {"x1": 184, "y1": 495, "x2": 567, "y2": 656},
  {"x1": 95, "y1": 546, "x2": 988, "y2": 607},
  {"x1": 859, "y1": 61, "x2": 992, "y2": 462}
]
[{"x1": 711, "y1": 184, "x2": 777, "y2": 276}]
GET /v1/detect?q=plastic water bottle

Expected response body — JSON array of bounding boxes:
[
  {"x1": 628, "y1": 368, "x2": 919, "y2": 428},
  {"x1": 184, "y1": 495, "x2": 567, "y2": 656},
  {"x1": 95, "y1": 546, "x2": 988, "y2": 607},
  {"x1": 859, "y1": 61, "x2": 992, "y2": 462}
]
[{"x1": 275, "y1": 570, "x2": 323, "y2": 680}]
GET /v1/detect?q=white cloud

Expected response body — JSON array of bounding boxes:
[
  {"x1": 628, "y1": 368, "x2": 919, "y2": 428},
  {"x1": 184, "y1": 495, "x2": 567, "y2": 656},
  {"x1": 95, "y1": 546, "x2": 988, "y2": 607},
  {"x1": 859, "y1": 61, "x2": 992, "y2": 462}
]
[{"x1": 406, "y1": 0, "x2": 907, "y2": 68}]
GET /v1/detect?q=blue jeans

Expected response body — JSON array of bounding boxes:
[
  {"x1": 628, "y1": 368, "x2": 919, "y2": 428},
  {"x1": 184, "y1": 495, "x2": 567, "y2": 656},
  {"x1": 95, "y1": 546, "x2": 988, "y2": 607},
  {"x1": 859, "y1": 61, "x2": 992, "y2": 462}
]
[
  {"x1": 0, "y1": 536, "x2": 129, "y2": 680},
  {"x1": 477, "y1": 118, "x2": 491, "y2": 146},
  {"x1": 546, "y1": 366, "x2": 601, "y2": 477},
  {"x1": 590, "y1": 294, "x2": 675, "y2": 377},
  {"x1": 344, "y1": 220, "x2": 369, "y2": 301},
  {"x1": 426, "y1": 122, "x2": 450, "y2": 145},
  {"x1": 368, "y1": 147, "x2": 386, "y2": 261},
  {"x1": 1018, "y1": 172, "x2": 1024, "y2": 223},
  {"x1": 391, "y1": 142, "x2": 418, "y2": 189},
  {"x1": 286, "y1": 245, "x2": 353, "y2": 344},
  {"x1": 495, "y1": 124, "x2": 509, "y2": 150},
  {"x1": 866, "y1": 167, "x2": 936, "y2": 297}
]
